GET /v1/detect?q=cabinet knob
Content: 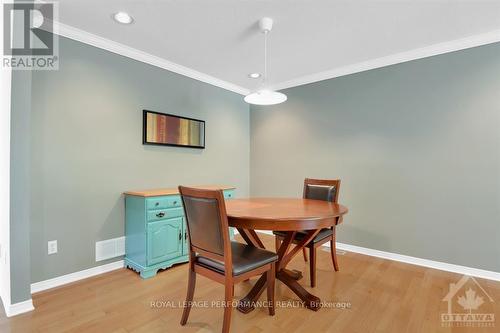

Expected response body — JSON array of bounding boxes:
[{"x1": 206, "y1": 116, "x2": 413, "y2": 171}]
[
  {"x1": 179, "y1": 232, "x2": 182, "y2": 240},
  {"x1": 184, "y1": 232, "x2": 187, "y2": 240},
  {"x1": 156, "y1": 212, "x2": 165, "y2": 218},
  {"x1": 155, "y1": 202, "x2": 159, "y2": 206},
  {"x1": 173, "y1": 201, "x2": 177, "y2": 205}
]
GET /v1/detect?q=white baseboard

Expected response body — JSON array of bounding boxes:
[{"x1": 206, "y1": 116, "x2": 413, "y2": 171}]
[
  {"x1": 4, "y1": 299, "x2": 34, "y2": 317},
  {"x1": 26, "y1": 231, "x2": 500, "y2": 298},
  {"x1": 31, "y1": 260, "x2": 124, "y2": 294},
  {"x1": 334, "y1": 242, "x2": 500, "y2": 282},
  {"x1": 253, "y1": 230, "x2": 500, "y2": 282}
]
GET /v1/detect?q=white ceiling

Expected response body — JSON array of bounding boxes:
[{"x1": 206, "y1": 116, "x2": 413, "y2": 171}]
[{"x1": 56, "y1": 0, "x2": 500, "y2": 93}]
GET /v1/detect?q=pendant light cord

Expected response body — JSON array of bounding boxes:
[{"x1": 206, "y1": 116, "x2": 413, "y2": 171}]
[
  {"x1": 263, "y1": 30, "x2": 268, "y2": 85},
  {"x1": 244, "y1": 18, "x2": 287, "y2": 105}
]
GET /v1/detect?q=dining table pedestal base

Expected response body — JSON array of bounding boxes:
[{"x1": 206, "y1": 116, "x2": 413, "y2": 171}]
[
  {"x1": 283, "y1": 269, "x2": 303, "y2": 280},
  {"x1": 236, "y1": 229, "x2": 323, "y2": 313}
]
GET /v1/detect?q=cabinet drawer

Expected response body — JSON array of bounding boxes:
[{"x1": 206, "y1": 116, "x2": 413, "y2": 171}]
[
  {"x1": 146, "y1": 195, "x2": 182, "y2": 210},
  {"x1": 223, "y1": 189, "x2": 235, "y2": 199},
  {"x1": 147, "y1": 207, "x2": 184, "y2": 222}
]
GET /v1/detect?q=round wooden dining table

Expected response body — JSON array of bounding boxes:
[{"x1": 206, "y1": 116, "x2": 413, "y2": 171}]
[{"x1": 225, "y1": 198, "x2": 348, "y2": 313}]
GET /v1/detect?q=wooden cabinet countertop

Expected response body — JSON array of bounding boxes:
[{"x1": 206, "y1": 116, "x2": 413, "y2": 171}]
[{"x1": 124, "y1": 185, "x2": 236, "y2": 197}]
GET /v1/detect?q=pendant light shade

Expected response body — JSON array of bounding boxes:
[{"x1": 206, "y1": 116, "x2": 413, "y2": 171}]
[
  {"x1": 245, "y1": 18, "x2": 287, "y2": 106},
  {"x1": 244, "y1": 90, "x2": 287, "y2": 105}
]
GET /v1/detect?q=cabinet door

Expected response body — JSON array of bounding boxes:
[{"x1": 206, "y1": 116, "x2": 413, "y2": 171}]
[
  {"x1": 182, "y1": 218, "x2": 189, "y2": 255},
  {"x1": 147, "y1": 218, "x2": 183, "y2": 265}
]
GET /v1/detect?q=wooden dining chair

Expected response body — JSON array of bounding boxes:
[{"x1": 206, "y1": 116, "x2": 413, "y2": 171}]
[
  {"x1": 179, "y1": 186, "x2": 278, "y2": 333},
  {"x1": 273, "y1": 178, "x2": 341, "y2": 288}
]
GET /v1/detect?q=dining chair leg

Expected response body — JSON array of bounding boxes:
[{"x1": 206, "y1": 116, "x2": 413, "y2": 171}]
[
  {"x1": 275, "y1": 237, "x2": 281, "y2": 252},
  {"x1": 266, "y1": 263, "x2": 275, "y2": 316},
  {"x1": 330, "y1": 235, "x2": 339, "y2": 271},
  {"x1": 309, "y1": 246, "x2": 316, "y2": 288},
  {"x1": 222, "y1": 282, "x2": 234, "y2": 333},
  {"x1": 302, "y1": 248, "x2": 308, "y2": 261},
  {"x1": 180, "y1": 267, "x2": 196, "y2": 325}
]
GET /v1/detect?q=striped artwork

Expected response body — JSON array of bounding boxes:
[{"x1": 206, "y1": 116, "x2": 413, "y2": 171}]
[{"x1": 145, "y1": 111, "x2": 205, "y2": 148}]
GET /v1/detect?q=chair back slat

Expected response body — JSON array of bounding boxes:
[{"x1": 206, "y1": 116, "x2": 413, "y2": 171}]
[{"x1": 303, "y1": 178, "x2": 341, "y2": 203}]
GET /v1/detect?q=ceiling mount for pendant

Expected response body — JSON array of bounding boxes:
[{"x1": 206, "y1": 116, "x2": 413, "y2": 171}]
[
  {"x1": 259, "y1": 17, "x2": 273, "y2": 33},
  {"x1": 244, "y1": 17, "x2": 287, "y2": 106}
]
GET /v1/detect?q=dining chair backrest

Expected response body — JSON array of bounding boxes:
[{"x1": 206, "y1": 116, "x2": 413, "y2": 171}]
[
  {"x1": 179, "y1": 186, "x2": 231, "y2": 264},
  {"x1": 303, "y1": 178, "x2": 341, "y2": 203}
]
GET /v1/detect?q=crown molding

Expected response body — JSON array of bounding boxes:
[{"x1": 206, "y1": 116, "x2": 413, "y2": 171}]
[
  {"x1": 52, "y1": 21, "x2": 250, "y2": 96},
  {"x1": 271, "y1": 29, "x2": 500, "y2": 91},
  {"x1": 50, "y1": 22, "x2": 500, "y2": 97}
]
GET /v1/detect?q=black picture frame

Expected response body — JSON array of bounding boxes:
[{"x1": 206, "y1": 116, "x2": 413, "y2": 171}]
[{"x1": 142, "y1": 110, "x2": 206, "y2": 149}]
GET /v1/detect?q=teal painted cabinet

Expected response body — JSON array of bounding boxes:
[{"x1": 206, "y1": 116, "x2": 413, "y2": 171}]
[{"x1": 125, "y1": 187, "x2": 235, "y2": 278}]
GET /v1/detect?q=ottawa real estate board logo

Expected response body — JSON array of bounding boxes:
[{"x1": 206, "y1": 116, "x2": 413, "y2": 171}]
[
  {"x1": 441, "y1": 275, "x2": 495, "y2": 328},
  {"x1": 2, "y1": 1, "x2": 59, "y2": 70}
]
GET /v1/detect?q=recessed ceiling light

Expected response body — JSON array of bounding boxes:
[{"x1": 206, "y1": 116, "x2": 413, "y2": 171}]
[
  {"x1": 113, "y1": 12, "x2": 134, "y2": 24},
  {"x1": 248, "y1": 73, "x2": 261, "y2": 79}
]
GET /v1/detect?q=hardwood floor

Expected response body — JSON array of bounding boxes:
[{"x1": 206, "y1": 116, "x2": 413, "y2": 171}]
[{"x1": 1, "y1": 234, "x2": 499, "y2": 332}]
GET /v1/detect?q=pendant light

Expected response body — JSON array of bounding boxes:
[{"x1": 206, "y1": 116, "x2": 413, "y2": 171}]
[{"x1": 244, "y1": 17, "x2": 287, "y2": 106}]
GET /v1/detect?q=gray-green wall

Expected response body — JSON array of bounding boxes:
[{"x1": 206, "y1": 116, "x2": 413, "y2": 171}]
[
  {"x1": 251, "y1": 42, "x2": 500, "y2": 272},
  {"x1": 12, "y1": 33, "x2": 500, "y2": 304},
  {"x1": 29, "y1": 36, "x2": 250, "y2": 283},
  {"x1": 10, "y1": 70, "x2": 33, "y2": 303}
]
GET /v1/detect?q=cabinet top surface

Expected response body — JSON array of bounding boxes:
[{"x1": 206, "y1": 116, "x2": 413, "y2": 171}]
[{"x1": 124, "y1": 185, "x2": 235, "y2": 197}]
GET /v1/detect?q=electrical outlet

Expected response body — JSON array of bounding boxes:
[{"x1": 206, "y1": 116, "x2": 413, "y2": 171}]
[{"x1": 48, "y1": 240, "x2": 58, "y2": 255}]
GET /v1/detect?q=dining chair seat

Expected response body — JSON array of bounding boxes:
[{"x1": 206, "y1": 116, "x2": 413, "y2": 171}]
[
  {"x1": 273, "y1": 228, "x2": 333, "y2": 244},
  {"x1": 197, "y1": 242, "x2": 278, "y2": 276}
]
